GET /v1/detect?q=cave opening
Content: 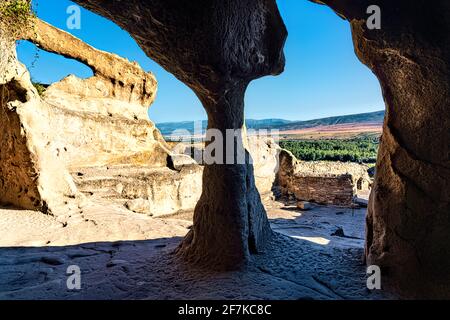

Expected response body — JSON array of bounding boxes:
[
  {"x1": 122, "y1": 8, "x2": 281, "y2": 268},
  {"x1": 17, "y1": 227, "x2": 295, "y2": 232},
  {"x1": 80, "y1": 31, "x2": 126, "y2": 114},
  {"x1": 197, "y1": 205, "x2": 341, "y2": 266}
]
[
  {"x1": 1, "y1": 0, "x2": 448, "y2": 299},
  {"x1": 263, "y1": 0, "x2": 384, "y2": 250}
]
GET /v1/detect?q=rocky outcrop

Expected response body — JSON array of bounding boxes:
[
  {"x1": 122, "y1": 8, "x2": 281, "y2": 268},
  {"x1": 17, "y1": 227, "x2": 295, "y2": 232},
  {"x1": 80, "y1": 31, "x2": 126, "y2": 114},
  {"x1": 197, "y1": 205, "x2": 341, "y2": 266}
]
[
  {"x1": 23, "y1": 18, "x2": 167, "y2": 170},
  {"x1": 1, "y1": 17, "x2": 208, "y2": 216},
  {"x1": 2, "y1": 16, "x2": 285, "y2": 217},
  {"x1": 3, "y1": 0, "x2": 446, "y2": 298},
  {"x1": 1, "y1": 31, "x2": 77, "y2": 213},
  {"x1": 74, "y1": 165, "x2": 203, "y2": 217},
  {"x1": 312, "y1": 0, "x2": 450, "y2": 297},
  {"x1": 278, "y1": 149, "x2": 371, "y2": 206},
  {"x1": 246, "y1": 136, "x2": 281, "y2": 197}
]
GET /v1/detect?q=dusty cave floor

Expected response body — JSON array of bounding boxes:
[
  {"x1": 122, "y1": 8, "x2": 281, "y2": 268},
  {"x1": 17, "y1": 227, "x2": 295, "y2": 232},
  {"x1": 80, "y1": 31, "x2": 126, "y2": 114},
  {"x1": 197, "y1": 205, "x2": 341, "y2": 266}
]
[{"x1": 0, "y1": 198, "x2": 397, "y2": 300}]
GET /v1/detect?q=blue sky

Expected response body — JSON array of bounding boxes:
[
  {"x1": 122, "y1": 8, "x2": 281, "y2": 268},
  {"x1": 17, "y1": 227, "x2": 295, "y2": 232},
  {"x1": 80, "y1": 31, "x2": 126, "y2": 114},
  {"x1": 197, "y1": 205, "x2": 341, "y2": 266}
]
[{"x1": 18, "y1": 0, "x2": 384, "y2": 123}]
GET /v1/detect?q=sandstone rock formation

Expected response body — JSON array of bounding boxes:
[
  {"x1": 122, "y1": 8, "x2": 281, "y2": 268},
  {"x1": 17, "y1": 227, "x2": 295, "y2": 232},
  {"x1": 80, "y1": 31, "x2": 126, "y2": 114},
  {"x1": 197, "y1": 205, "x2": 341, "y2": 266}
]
[
  {"x1": 278, "y1": 149, "x2": 371, "y2": 206},
  {"x1": 2, "y1": 13, "x2": 285, "y2": 219},
  {"x1": 1, "y1": 24, "x2": 77, "y2": 213},
  {"x1": 4, "y1": 0, "x2": 447, "y2": 299},
  {"x1": 74, "y1": 164, "x2": 203, "y2": 217},
  {"x1": 72, "y1": 0, "x2": 288, "y2": 270},
  {"x1": 30, "y1": 18, "x2": 211, "y2": 218},
  {"x1": 246, "y1": 136, "x2": 281, "y2": 198},
  {"x1": 23, "y1": 18, "x2": 166, "y2": 169},
  {"x1": 1, "y1": 16, "x2": 208, "y2": 217},
  {"x1": 312, "y1": 0, "x2": 450, "y2": 297}
]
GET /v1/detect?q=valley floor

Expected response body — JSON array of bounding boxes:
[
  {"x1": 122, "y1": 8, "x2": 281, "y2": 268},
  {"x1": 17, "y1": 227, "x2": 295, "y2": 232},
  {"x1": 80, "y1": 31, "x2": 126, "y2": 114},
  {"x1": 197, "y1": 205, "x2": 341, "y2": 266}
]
[{"x1": 0, "y1": 198, "x2": 396, "y2": 300}]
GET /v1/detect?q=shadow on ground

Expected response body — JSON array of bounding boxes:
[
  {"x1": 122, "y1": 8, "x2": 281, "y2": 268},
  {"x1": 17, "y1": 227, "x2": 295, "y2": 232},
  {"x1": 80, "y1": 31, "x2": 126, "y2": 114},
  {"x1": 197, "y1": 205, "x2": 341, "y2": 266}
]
[{"x1": 0, "y1": 232, "x2": 396, "y2": 300}]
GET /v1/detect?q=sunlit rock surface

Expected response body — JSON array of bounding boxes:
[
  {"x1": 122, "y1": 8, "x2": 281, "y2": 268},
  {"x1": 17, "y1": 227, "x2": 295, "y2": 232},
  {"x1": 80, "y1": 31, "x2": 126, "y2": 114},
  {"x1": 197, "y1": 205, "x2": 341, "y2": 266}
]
[
  {"x1": 1, "y1": 18, "x2": 204, "y2": 216},
  {"x1": 1, "y1": 28, "x2": 77, "y2": 213}
]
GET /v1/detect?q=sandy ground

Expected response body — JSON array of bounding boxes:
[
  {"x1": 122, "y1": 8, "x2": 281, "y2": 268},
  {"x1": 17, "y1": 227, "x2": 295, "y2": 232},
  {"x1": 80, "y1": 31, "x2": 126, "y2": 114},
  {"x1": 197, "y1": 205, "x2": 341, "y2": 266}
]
[{"x1": 0, "y1": 198, "x2": 396, "y2": 300}]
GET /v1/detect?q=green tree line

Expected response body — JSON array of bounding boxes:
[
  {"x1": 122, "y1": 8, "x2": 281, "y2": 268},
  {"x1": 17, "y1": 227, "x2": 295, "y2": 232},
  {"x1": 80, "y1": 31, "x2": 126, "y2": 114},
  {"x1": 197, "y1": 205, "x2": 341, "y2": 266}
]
[{"x1": 279, "y1": 137, "x2": 379, "y2": 163}]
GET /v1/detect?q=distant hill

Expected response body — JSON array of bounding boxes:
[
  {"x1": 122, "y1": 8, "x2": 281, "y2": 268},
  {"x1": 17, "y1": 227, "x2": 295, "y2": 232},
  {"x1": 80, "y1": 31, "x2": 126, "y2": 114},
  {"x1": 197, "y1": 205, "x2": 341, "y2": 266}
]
[
  {"x1": 156, "y1": 110, "x2": 385, "y2": 136},
  {"x1": 244, "y1": 118, "x2": 293, "y2": 130},
  {"x1": 156, "y1": 120, "x2": 208, "y2": 137},
  {"x1": 269, "y1": 110, "x2": 385, "y2": 131}
]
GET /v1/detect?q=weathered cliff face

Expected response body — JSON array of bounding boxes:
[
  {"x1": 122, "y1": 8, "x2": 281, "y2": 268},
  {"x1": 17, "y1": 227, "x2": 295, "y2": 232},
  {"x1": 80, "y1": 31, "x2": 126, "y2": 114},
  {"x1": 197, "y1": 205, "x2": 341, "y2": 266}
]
[
  {"x1": 1, "y1": 31, "x2": 77, "y2": 213},
  {"x1": 312, "y1": 0, "x2": 450, "y2": 297},
  {"x1": 72, "y1": 0, "x2": 288, "y2": 270}
]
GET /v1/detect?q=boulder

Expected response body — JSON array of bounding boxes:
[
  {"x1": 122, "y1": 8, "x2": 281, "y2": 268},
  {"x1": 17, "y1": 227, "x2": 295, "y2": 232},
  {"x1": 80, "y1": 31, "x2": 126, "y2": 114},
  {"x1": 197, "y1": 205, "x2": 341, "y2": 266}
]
[{"x1": 0, "y1": 17, "x2": 206, "y2": 217}]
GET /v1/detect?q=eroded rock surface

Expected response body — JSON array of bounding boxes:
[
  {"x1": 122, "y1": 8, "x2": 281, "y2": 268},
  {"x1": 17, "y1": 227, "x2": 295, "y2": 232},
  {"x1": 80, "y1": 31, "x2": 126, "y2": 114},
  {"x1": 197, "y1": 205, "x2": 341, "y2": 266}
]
[
  {"x1": 246, "y1": 136, "x2": 281, "y2": 197},
  {"x1": 312, "y1": 0, "x2": 450, "y2": 298},
  {"x1": 4, "y1": 0, "x2": 447, "y2": 300},
  {"x1": 1, "y1": 17, "x2": 206, "y2": 216},
  {"x1": 173, "y1": 136, "x2": 281, "y2": 197},
  {"x1": 0, "y1": 199, "x2": 396, "y2": 300},
  {"x1": 74, "y1": 165, "x2": 203, "y2": 217},
  {"x1": 24, "y1": 18, "x2": 167, "y2": 169},
  {"x1": 1, "y1": 28, "x2": 77, "y2": 213}
]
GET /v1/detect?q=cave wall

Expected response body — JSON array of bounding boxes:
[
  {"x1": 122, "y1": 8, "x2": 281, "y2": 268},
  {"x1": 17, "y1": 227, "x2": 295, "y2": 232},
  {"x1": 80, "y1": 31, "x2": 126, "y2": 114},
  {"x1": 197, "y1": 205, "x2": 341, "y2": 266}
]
[
  {"x1": 70, "y1": 0, "x2": 450, "y2": 281},
  {"x1": 285, "y1": 175, "x2": 355, "y2": 206},
  {"x1": 312, "y1": 0, "x2": 450, "y2": 297}
]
